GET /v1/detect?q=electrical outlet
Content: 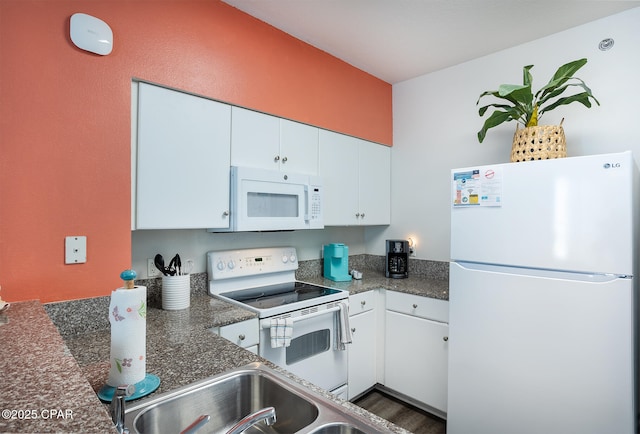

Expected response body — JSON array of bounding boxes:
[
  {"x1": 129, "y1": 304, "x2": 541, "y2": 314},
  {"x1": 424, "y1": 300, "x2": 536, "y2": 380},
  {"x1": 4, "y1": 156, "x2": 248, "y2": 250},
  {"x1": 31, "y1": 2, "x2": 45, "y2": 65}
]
[{"x1": 147, "y1": 258, "x2": 162, "y2": 278}]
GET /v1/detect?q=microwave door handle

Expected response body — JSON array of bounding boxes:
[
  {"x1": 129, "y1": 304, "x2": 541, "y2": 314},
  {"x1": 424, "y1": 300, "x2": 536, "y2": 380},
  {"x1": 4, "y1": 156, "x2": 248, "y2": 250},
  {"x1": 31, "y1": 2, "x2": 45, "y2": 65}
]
[
  {"x1": 260, "y1": 306, "x2": 340, "y2": 329},
  {"x1": 304, "y1": 184, "x2": 310, "y2": 222}
]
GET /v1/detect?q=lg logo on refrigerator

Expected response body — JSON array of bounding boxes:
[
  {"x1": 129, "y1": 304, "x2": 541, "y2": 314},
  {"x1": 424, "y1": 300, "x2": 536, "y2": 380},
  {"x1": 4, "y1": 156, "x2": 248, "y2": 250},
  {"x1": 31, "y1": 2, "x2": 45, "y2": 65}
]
[{"x1": 603, "y1": 162, "x2": 621, "y2": 169}]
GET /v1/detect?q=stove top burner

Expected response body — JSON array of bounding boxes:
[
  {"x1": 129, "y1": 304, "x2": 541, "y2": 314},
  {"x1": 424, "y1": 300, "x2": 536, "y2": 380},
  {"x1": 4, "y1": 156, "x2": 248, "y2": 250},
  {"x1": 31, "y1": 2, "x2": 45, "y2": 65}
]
[{"x1": 220, "y1": 281, "x2": 343, "y2": 310}]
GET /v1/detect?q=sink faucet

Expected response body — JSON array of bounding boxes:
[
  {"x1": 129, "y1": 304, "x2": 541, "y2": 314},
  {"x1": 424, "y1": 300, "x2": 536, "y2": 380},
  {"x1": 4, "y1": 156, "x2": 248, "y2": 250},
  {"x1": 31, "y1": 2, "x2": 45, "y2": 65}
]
[
  {"x1": 225, "y1": 406, "x2": 277, "y2": 434},
  {"x1": 110, "y1": 384, "x2": 135, "y2": 434},
  {"x1": 180, "y1": 414, "x2": 210, "y2": 434}
]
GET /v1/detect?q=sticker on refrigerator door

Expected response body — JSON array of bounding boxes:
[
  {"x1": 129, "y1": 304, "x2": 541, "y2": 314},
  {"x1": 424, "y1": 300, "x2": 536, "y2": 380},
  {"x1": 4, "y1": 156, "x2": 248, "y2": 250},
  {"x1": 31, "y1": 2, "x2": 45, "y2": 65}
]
[{"x1": 452, "y1": 167, "x2": 502, "y2": 207}]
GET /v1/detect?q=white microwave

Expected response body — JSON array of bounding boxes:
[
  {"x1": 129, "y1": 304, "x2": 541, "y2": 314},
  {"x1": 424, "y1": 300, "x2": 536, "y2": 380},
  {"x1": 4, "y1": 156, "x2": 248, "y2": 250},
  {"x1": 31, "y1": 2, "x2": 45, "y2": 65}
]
[{"x1": 211, "y1": 166, "x2": 324, "y2": 232}]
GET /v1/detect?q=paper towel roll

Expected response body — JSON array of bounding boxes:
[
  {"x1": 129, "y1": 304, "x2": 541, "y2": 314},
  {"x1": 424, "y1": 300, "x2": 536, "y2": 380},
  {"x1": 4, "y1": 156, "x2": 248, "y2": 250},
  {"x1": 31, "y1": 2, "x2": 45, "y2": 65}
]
[{"x1": 107, "y1": 285, "x2": 147, "y2": 387}]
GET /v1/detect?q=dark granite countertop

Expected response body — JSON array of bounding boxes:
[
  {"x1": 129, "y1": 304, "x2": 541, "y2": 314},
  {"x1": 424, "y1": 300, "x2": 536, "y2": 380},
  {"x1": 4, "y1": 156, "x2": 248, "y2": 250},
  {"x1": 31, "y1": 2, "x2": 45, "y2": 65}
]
[
  {"x1": 0, "y1": 301, "x2": 116, "y2": 434},
  {"x1": 1, "y1": 267, "x2": 446, "y2": 433},
  {"x1": 63, "y1": 295, "x2": 408, "y2": 433},
  {"x1": 2, "y1": 296, "x2": 410, "y2": 434},
  {"x1": 302, "y1": 269, "x2": 449, "y2": 300},
  {"x1": 64, "y1": 296, "x2": 262, "y2": 398}
]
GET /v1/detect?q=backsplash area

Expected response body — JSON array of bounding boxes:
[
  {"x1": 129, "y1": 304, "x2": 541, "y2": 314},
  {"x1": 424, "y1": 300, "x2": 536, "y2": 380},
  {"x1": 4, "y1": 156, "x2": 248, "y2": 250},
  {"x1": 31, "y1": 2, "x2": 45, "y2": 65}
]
[
  {"x1": 45, "y1": 255, "x2": 448, "y2": 336},
  {"x1": 296, "y1": 254, "x2": 448, "y2": 281}
]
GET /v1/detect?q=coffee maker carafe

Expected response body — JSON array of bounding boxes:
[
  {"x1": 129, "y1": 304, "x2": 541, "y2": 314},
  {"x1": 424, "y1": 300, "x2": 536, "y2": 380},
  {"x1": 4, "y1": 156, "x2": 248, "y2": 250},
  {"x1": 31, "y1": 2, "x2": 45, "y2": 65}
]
[{"x1": 385, "y1": 239, "x2": 409, "y2": 278}]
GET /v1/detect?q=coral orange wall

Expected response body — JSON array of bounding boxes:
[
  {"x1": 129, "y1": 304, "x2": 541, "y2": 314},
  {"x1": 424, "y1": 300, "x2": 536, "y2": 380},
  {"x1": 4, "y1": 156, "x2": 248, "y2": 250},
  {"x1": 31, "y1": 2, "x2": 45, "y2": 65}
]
[{"x1": 0, "y1": 0, "x2": 392, "y2": 303}]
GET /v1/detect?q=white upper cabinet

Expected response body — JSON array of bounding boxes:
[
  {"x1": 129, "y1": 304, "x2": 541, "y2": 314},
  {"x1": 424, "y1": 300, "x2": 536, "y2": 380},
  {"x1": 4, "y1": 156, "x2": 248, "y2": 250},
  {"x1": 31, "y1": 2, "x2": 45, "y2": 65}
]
[
  {"x1": 318, "y1": 130, "x2": 359, "y2": 225},
  {"x1": 359, "y1": 142, "x2": 391, "y2": 225},
  {"x1": 231, "y1": 107, "x2": 318, "y2": 174},
  {"x1": 230, "y1": 107, "x2": 279, "y2": 169},
  {"x1": 279, "y1": 119, "x2": 319, "y2": 175},
  {"x1": 135, "y1": 83, "x2": 231, "y2": 229},
  {"x1": 318, "y1": 130, "x2": 390, "y2": 226},
  {"x1": 133, "y1": 86, "x2": 386, "y2": 229}
]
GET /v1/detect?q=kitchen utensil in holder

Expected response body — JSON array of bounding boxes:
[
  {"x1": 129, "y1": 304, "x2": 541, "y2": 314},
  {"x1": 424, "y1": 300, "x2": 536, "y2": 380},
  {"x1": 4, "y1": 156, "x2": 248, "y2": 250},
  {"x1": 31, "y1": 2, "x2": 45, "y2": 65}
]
[{"x1": 162, "y1": 274, "x2": 190, "y2": 310}]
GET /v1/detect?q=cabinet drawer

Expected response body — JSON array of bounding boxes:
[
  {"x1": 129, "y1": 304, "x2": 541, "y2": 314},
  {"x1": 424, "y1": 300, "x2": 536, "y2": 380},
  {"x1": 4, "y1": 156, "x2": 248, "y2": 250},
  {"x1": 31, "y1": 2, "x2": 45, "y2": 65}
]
[
  {"x1": 214, "y1": 318, "x2": 259, "y2": 348},
  {"x1": 386, "y1": 291, "x2": 448, "y2": 323},
  {"x1": 349, "y1": 291, "x2": 376, "y2": 315}
]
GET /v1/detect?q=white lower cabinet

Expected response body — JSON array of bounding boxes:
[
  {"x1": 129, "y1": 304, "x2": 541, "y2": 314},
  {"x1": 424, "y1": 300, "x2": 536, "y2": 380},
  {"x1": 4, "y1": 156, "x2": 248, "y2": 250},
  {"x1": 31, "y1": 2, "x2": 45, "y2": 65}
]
[
  {"x1": 348, "y1": 291, "x2": 378, "y2": 399},
  {"x1": 211, "y1": 318, "x2": 259, "y2": 354},
  {"x1": 383, "y1": 291, "x2": 449, "y2": 416}
]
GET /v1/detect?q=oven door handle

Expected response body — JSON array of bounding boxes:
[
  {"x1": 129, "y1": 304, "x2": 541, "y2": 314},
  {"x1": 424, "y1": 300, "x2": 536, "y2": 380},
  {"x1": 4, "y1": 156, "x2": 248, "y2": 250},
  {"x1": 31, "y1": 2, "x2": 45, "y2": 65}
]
[{"x1": 260, "y1": 305, "x2": 340, "y2": 328}]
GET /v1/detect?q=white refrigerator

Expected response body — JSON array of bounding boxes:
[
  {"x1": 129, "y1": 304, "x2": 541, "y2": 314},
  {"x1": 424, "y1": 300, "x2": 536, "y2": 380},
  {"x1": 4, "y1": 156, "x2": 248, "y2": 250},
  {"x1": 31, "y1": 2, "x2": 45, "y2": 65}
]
[{"x1": 447, "y1": 151, "x2": 638, "y2": 434}]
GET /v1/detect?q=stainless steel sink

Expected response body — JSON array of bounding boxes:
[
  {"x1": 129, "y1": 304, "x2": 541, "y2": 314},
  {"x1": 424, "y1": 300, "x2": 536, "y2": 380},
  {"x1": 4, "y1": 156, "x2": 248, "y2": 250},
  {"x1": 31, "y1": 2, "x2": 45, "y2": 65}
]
[
  {"x1": 124, "y1": 363, "x2": 390, "y2": 434},
  {"x1": 308, "y1": 423, "x2": 368, "y2": 434}
]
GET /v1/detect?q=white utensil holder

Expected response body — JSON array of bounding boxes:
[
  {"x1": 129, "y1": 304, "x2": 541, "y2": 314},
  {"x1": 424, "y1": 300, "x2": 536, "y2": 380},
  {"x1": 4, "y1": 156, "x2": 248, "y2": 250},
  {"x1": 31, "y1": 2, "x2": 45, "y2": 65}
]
[{"x1": 161, "y1": 274, "x2": 190, "y2": 310}]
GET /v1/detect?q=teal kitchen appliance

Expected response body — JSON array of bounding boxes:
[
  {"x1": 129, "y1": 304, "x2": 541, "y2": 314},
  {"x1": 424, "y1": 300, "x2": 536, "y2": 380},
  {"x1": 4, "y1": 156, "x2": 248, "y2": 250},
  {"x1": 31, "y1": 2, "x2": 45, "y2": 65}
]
[{"x1": 323, "y1": 243, "x2": 352, "y2": 282}]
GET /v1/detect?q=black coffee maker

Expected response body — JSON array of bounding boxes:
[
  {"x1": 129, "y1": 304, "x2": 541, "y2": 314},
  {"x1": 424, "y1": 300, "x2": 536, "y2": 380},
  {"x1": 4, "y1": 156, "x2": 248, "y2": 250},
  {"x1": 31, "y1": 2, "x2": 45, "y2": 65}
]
[{"x1": 385, "y1": 239, "x2": 409, "y2": 278}]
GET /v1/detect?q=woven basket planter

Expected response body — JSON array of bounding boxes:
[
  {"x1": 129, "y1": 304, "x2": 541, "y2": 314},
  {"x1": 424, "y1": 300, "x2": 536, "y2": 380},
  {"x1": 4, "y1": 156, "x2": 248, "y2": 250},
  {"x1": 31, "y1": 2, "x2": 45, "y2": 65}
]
[{"x1": 511, "y1": 123, "x2": 566, "y2": 162}]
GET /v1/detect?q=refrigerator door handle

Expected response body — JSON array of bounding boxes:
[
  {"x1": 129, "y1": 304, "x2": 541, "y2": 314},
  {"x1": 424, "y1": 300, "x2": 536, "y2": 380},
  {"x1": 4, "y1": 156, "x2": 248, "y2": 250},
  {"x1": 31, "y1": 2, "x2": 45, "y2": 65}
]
[{"x1": 454, "y1": 261, "x2": 631, "y2": 283}]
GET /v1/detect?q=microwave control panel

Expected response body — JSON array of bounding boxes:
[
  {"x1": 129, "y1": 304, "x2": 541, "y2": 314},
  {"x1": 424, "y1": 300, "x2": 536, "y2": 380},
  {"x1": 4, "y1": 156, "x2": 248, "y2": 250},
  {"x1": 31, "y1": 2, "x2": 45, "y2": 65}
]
[{"x1": 307, "y1": 178, "x2": 323, "y2": 229}]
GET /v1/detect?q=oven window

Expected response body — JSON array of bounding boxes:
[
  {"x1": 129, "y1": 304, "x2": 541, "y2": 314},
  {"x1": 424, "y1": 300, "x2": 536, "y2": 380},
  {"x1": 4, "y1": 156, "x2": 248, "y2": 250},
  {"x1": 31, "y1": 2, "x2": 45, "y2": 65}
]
[
  {"x1": 247, "y1": 192, "x2": 299, "y2": 217},
  {"x1": 286, "y1": 329, "x2": 330, "y2": 365}
]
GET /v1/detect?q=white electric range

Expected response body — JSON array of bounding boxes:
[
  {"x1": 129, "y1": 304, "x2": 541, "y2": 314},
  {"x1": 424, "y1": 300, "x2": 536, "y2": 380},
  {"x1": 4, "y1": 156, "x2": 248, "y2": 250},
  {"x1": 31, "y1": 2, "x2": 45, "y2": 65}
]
[{"x1": 207, "y1": 247, "x2": 350, "y2": 397}]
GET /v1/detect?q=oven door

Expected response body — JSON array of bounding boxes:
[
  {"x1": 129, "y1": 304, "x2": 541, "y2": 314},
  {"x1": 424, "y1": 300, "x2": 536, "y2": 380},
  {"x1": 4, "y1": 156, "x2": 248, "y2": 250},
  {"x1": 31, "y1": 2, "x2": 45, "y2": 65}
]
[{"x1": 259, "y1": 306, "x2": 347, "y2": 393}]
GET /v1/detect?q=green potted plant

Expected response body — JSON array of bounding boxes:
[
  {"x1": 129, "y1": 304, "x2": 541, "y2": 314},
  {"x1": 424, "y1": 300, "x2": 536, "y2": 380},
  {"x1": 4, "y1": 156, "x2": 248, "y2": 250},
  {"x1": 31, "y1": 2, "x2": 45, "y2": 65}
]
[{"x1": 477, "y1": 58, "x2": 599, "y2": 161}]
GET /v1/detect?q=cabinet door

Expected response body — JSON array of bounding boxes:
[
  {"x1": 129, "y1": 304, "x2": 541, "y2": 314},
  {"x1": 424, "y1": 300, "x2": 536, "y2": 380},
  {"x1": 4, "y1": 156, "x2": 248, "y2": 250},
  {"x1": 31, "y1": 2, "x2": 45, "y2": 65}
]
[
  {"x1": 136, "y1": 83, "x2": 231, "y2": 229},
  {"x1": 318, "y1": 130, "x2": 359, "y2": 225},
  {"x1": 348, "y1": 309, "x2": 377, "y2": 400},
  {"x1": 349, "y1": 291, "x2": 376, "y2": 315},
  {"x1": 214, "y1": 318, "x2": 259, "y2": 349},
  {"x1": 384, "y1": 310, "x2": 448, "y2": 413},
  {"x1": 230, "y1": 107, "x2": 280, "y2": 169},
  {"x1": 280, "y1": 119, "x2": 318, "y2": 175},
  {"x1": 358, "y1": 142, "x2": 390, "y2": 225},
  {"x1": 386, "y1": 290, "x2": 449, "y2": 323}
]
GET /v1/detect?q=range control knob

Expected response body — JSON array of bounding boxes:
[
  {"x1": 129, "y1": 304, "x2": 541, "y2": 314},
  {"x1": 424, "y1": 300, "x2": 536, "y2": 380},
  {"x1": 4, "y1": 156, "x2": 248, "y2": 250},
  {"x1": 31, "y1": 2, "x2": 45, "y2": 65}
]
[
  {"x1": 216, "y1": 260, "x2": 225, "y2": 271},
  {"x1": 227, "y1": 260, "x2": 235, "y2": 270},
  {"x1": 289, "y1": 254, "x2": 296, "y2": 263},
  {"x1": 282, "y1": 255, "x2": 289, "y2": 263}
]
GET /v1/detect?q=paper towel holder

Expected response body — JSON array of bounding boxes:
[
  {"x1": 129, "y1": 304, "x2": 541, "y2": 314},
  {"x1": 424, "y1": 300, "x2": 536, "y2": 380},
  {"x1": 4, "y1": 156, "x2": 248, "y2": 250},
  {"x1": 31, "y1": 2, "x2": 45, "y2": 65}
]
[
  {"x1": 98, "y1": 269, "x2": 160, "y2": 402},
  {"x1": 98, "y1": 374, "x2": 160, "y2": 403}
]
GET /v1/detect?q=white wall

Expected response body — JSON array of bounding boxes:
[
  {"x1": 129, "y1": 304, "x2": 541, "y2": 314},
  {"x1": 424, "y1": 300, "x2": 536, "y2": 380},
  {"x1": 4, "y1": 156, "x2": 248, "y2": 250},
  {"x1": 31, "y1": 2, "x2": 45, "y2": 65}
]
[
  {"x1": 132, "y1": 227, "x2": 365, "y2": 277},
  {"x1": 369, "y1": 7, "x2": 640, "y2": 262}
]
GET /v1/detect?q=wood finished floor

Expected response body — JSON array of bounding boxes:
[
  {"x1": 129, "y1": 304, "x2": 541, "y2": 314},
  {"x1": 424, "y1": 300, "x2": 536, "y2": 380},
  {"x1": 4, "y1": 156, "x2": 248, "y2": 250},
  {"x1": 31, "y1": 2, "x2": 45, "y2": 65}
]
[{"x1": 353, "y1": 390, "x2": 446, "y2": 434}]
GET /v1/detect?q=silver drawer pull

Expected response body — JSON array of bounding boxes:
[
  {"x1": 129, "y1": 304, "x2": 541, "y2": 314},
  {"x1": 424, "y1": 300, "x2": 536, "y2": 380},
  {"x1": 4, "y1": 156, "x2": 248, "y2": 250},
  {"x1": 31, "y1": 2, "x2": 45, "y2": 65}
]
[
  {"x1": 443, "y1": 336, "x2": 449, "y2": 342},
  {"x1": 238, "y1": 334, "x2": 245, "y2": 341},
  {"x1": 412, "y1": 303, "x2": 418, "y2": 309},
  {"x1": 361, "y1": 300, "x2": 366, "y2": 306},
  {"x1": 351, "y1": 328, "x2": 356, "y2": 333}
]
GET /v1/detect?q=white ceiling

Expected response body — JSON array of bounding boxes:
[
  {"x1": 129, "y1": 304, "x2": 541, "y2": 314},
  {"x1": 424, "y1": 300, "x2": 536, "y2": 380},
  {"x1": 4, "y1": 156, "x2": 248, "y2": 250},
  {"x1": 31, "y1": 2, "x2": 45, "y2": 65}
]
[{"x1": 222, "y1": 0, "x2": 640, "y2": 84}]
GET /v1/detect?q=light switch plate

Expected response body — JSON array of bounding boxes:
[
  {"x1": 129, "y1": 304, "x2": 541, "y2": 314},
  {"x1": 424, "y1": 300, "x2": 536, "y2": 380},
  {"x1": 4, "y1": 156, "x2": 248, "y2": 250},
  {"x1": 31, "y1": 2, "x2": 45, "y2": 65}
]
[{"x1": 65, "y1": 236, "x2": 87, "y2": 264}]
